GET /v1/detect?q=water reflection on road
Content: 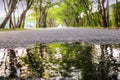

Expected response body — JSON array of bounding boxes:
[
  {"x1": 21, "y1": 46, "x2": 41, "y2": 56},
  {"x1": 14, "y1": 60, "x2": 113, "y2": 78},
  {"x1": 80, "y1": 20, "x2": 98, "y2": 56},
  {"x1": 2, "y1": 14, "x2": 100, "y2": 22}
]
[{"x1": 0, "y1": 42, "x2": 120, "y2": 80}]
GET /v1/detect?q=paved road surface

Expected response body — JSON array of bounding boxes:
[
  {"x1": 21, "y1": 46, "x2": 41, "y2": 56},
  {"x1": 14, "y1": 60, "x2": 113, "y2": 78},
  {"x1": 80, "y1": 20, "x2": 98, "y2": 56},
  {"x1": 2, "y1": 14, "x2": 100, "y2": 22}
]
[{"x1": 0, "y1": 28, "x2": 120, "y2": 48}]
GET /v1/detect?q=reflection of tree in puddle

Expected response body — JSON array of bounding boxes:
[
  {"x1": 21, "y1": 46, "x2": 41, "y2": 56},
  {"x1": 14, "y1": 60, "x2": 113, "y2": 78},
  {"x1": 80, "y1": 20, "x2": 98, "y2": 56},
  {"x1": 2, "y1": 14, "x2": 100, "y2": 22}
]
[
  {"x1": 0, "y1": 43, "x2": 120, "y2": 80},
  {"x1": 95, "y1": 44, "x2": 120, "y2": 80}
]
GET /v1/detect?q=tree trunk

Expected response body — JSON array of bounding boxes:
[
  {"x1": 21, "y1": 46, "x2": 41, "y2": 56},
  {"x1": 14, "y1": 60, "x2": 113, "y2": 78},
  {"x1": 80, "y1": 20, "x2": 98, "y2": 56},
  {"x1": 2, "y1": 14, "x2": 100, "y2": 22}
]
[
  {"x1": 39, "y1": 6, "x2": 47, "y2": 28},
  {"x1": 16, "y1": 10, "x2": 28, "y2": 28},
  {"x1": 102, "y1": 5, "x2": 108, "y2": 27},
  {"x1": 106, "y1": 0, "x2": 109, "y2": 27},
  {"x1": 98, "y1": 0, "x2": 109, "y2": 28},
  {"x1": 35, "y1": 7, "x2": 39, "y2": 28},
  {"x1": 115, "y1": 0, "x2": 119, "y2": 27},
  {"x1": 9, "y1": 16, "x2": 15, "y2": 29}
]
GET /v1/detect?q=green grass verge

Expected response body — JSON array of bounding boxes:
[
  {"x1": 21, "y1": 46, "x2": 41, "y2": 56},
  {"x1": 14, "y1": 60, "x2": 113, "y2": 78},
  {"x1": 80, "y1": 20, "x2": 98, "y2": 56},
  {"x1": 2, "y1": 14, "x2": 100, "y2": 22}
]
[{"x1": 0, "y1": 28, "x2": 29, "y2": 31}]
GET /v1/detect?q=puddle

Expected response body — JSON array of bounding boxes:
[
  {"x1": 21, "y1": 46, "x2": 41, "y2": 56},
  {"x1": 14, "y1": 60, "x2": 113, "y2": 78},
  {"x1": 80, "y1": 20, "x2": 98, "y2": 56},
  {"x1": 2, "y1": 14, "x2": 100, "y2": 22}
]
[{"x1": 0, "y1": 42, "x2": 120, "y2": 80}]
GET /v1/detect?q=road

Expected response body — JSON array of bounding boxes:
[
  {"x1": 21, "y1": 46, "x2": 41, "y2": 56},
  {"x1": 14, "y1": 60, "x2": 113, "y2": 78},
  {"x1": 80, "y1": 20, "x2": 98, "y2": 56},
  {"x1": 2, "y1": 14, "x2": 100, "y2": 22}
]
[{"x1": 0, "y1": 28, "x2": 120, "y2": 48}]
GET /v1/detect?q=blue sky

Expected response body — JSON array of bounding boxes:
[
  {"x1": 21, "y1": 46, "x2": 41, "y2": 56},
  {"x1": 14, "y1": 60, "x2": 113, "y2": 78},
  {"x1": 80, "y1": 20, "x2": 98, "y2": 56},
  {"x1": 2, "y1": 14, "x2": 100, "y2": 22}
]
[{"x1": 0, "y1": 0, "x2": 116, "y2": 17}]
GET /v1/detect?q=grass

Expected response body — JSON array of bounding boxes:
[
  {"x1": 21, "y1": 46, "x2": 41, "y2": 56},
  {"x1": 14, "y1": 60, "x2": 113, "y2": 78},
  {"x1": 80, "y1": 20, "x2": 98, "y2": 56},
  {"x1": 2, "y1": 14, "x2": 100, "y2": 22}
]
[
  {"x1": 84, "y1": 26, "x2": 120, "y2": 29},
  {"x1": 0, "y1": 28, "x2": 29, "y2": 31},
  {"x1": 0, "y1": 27, "x2": 119, "y2": 32}
]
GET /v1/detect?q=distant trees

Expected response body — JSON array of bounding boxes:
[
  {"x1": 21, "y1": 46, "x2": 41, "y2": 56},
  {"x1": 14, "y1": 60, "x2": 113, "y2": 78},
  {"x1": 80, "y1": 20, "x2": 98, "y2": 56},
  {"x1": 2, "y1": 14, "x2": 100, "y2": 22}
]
[
  {"x1": 60, "y1": 0, "x2": 95, "y2": 27},
  {"x1": 109, "y1": 1, "x2": 120, "y2": 27},
  {"x1": 54, "y1": 0, "x2": 104, "y2": 27},
  {"x1": 62, "y1": 0, "x2": 81, "y2": 27},
  {"x1": 52, "y1": 0, "x2": 119, "y2": 28},
  {"x1": 0, "y1": 0, "x2": 119, "y2": 29},
  {"x1": 32, "y1": 0, "x2": 61, "y2": 28},
  {"x1": 60, "y1": 0, "x2": 110, "y2": 27},
  {"x1": 115, "y1": 0, "x2": 120, "y2": 27},
  {"x1": 37, "y1": 0, "x2": 49, "y2": 28}
]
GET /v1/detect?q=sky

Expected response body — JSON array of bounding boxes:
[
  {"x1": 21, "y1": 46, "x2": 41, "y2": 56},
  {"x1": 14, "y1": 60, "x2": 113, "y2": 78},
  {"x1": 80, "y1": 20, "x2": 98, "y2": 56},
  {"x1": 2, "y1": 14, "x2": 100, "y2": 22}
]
[{"x1": 0, "y1": 0, "x2": 117, "y2": 18}]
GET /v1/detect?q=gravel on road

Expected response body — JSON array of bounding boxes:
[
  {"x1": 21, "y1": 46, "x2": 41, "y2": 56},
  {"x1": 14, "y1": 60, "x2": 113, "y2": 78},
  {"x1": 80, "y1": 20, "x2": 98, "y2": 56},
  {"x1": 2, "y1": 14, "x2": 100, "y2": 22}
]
[{"x1": 0, "y1": 28, "x2": 120, "y2": 48}]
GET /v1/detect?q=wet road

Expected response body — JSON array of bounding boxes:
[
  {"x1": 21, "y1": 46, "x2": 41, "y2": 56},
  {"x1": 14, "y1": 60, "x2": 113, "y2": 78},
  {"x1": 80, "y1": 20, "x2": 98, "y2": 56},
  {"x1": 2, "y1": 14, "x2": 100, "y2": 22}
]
[{"x1": 0, "y1": 28, "x2": 120, "y2": 48}]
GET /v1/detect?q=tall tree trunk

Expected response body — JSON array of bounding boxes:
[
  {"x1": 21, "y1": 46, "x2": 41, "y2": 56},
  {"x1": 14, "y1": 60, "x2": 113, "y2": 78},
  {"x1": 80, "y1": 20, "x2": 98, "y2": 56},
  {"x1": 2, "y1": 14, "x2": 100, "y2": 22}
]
[
  {"x1": 9, "y1": 15, "x2": 15, "y2": 29},
  {"x1": 38, "y1": 0, "x2": 42, "y2": 28},
  {"x1": 116, "y1": 0, "x2": 119, "y2": 27},
  {"x1": 75, "y1": 17, "x2": 79, "y2": 27},
  {"x1": 13, "y1": 11, "x2": 16, "y2": 28},
  {"x1": 98, "y1": 0, "x2": 102, "y2": 26},
  {"x1": 0, "y1": 0, "x2": 17, "y2": 28},
  {"x1": 106, "y1": 0, "x2": 109, "y2": 27},
  {"x1": 35, "y1": 7, "x2": 39, "y2": 28},
  {"x1": 9, "y1": 17, "x2": 12, "y2": 29},
  {"x1": 102, "y1": 0, "x2": 108, "y2": 27},
  {"x1": 39, "y1": 6, "x2": 47, "y2": 28}
]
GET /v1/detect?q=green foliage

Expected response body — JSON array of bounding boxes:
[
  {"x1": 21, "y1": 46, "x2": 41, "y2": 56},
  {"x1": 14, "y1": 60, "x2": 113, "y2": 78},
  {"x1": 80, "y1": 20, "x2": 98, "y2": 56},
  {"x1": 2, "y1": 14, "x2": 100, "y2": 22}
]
[
  {"x1": 47, "y1": 3, "x2": 67, "y2": 26},
  {"x1": 26, "y1": 13, "x2": 36, "y2": 22},
  {"x1": 110, "y1": 3, "x2": 120, "y2": 27},
  {"x1": 47, "y1": 0, "x2": 87, "y2": 27}
]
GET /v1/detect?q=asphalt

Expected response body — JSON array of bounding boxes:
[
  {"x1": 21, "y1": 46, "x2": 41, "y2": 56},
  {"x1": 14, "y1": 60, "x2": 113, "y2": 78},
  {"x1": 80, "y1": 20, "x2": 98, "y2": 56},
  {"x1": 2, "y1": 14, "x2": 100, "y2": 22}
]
[{"x1": 0, "y1": 28, "x2": 120, "y2": 48}]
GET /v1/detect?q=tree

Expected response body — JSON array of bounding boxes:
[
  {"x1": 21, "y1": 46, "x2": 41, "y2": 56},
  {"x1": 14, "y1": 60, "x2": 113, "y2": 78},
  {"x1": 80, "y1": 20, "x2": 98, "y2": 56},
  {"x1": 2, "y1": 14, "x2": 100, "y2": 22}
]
[
  {"x1": 98, "y1": 0, "x2": 109, "y2": 27},
  {"x1": 39, "y1": 0, "x2": 59, "y2": 28},
  {"x1": 110, "y1": 2, "x2": 120, "y2": 27},
  {"x1": 61, "y1": 0, "x2": 81, "y2": 27},
  {"x1": 3, "y1": 0, "x2": 15, "y2": 29},
  {"x1": 0, "y1": 0, "x2": 18, "y2": 28},
  {"x1": 47, "y1": 3, "x2": 66, "y2": 27},
  {"x1": 115, "y1": 0, "x2": 120, "y2": 27},
  {"x1": 32, "y1": 0, "x2": 50, "y2": 28},
  {"x1": 58, "y1": 0, "x2": 99, "y2": 27},
  {"x1": 31, "y1": 0, "x2": 61, "y2": 28},
  {"x1": 16, "y1": 0, "x2": 34, "y2": 28}
]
